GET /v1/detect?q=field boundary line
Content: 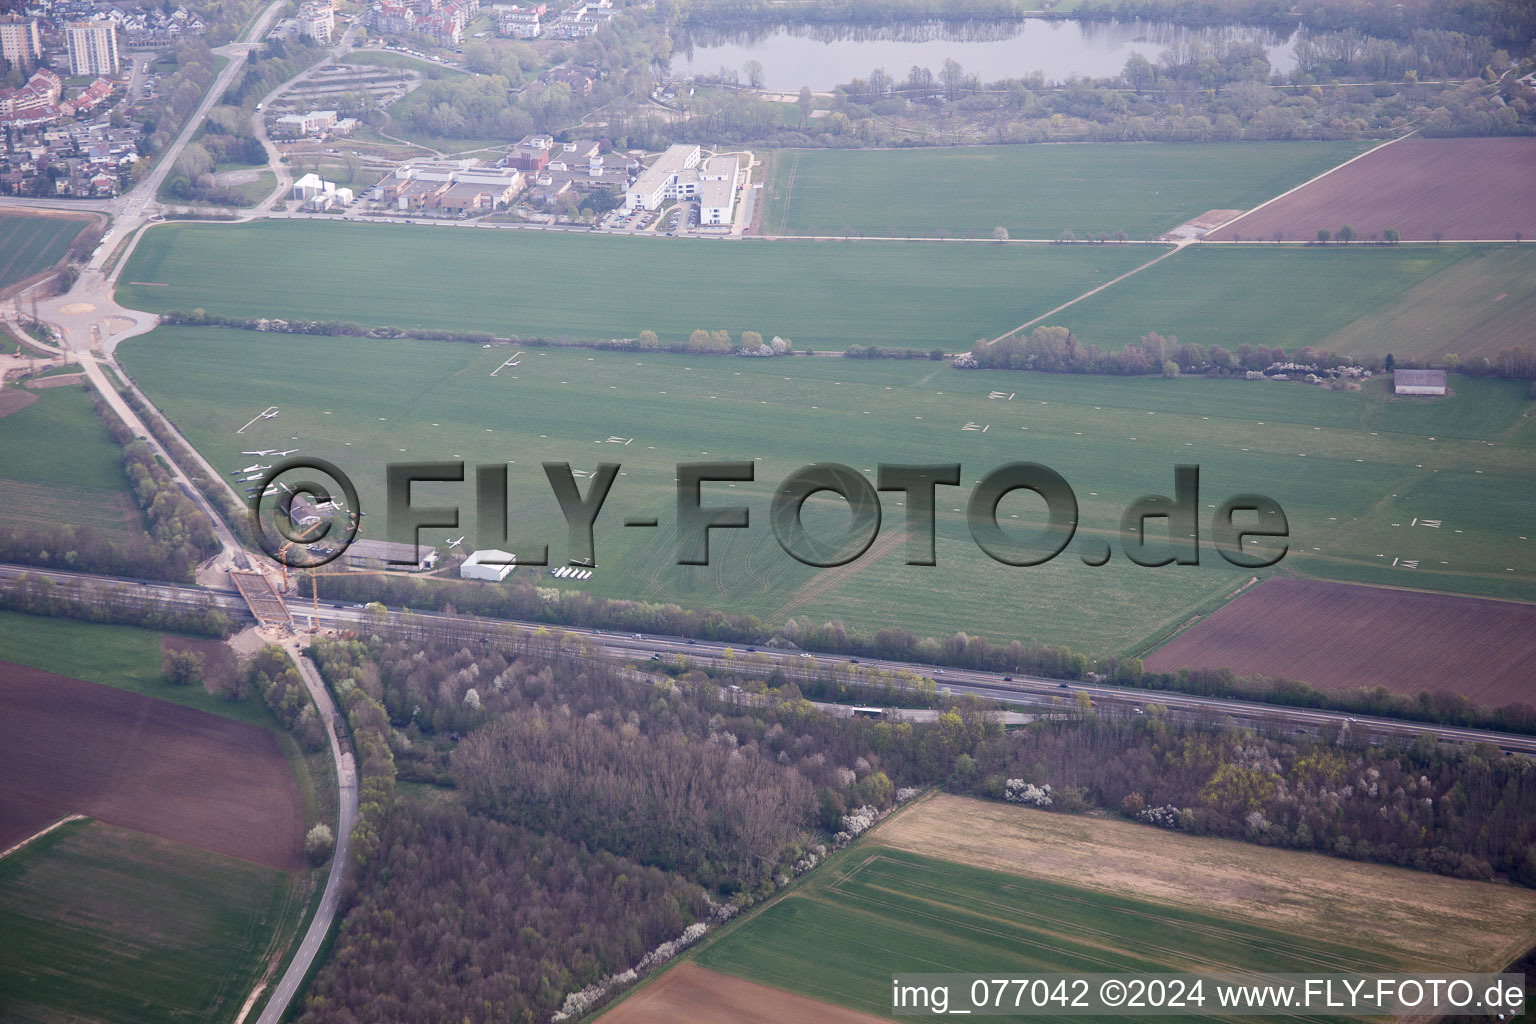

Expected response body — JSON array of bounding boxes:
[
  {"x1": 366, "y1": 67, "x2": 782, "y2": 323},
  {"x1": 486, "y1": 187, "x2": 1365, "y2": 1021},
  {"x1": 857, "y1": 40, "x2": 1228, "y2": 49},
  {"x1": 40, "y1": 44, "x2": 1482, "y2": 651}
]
[
  {"x1": 0, "y1": 812, "x2": 86, "y2": 862},
  {"x1": 984, "y1": 242, "x2": 1186, "y2": 346},
  {"x1": 775, "y1": 151, "x2": 800, "y2": 236},
  {"x1": 1204, "y1": 131, "x2": 1418, "y2": 239}
]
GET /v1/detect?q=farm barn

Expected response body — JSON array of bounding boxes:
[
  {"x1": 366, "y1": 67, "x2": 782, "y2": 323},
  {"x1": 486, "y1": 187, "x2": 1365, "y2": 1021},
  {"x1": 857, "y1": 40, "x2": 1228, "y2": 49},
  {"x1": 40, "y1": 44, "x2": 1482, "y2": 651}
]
[{"x1": 1394, "y1": 369, "x2": 1447, "y2": 396}]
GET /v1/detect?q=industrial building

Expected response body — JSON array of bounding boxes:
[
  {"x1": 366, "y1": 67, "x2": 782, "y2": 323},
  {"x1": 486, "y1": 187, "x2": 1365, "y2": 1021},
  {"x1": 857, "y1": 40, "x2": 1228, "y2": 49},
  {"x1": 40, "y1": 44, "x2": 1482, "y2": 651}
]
[
  {"x1": 1393, "y1": 369, "x2": 1447, "y2": 396},
  {"x1": 344, "y1": 539, "x2": 435, "y2": 571},
  {"x1": 460, "y1": 549, "x2": 517, "y2": 582},
  {"x1": 378, "y1": 159, "x2": 524, "y2": 215}
]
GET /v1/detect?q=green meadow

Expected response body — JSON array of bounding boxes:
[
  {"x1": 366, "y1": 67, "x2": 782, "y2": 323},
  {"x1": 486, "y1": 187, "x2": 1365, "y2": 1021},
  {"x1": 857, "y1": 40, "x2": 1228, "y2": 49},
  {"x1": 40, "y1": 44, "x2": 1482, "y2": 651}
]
[
  {"x1": 116, "y1": 219, "x2": 1155, "y2": 351},
  {"x1": 760, "y1": 142, "x2": 1370, "y2": 239},
  {"x1": 117, "y1": 329, "x2": 1536, "y2": 655}
]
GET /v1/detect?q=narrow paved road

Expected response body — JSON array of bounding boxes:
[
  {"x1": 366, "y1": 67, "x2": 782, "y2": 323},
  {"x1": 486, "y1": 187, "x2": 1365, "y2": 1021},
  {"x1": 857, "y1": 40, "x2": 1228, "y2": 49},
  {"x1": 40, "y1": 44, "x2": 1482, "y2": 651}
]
[{"x1": 255, "y1": 643, "x2": 358, "y2": 1024}]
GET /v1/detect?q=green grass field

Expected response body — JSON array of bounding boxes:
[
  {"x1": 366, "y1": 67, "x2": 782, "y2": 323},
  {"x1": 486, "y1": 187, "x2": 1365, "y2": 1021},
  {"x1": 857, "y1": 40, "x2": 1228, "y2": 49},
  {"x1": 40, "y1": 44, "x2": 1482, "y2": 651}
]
[
  {"x1": 0, "y1": 382, "x2": 147, "y2": 541},
  {"x1": 760, "y1": 142, "x2": 1370, "y2": 239},
  {"x1": 343, "y1": 49, "x2": 469, "y2": 77},
  {"x1": 115, "y1": 220, "x2": 1155, "y2": 351},
  {"x1": 117, "y1": 329, "x2": 1536, "y2": 655},
  {"x1": 0, "y1": 213, "x2": 90, "y2": 291},
  {"x1": 1050, "y1": 243, "x2": 1529, "y2": 358},
  {"x1": 0, "y1": 818, "x2": 305, "y2": 1024},
  {"x1": 694, "y1": 845, "x2": 1392, "y2": 1023},
  {"x1": 0, "y1": 611, "x2": 274, "y2": 728},
  {"x1": 0, "y1": 382, "x2": 127, "y2": 491}
]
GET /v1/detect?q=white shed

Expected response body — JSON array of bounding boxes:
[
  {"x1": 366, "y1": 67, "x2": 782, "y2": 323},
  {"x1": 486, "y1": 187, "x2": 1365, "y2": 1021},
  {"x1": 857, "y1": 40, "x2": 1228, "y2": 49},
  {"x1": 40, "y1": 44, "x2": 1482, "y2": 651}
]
[{"x1": 460, "y1": 549, "x2": 516, "y2": 581}]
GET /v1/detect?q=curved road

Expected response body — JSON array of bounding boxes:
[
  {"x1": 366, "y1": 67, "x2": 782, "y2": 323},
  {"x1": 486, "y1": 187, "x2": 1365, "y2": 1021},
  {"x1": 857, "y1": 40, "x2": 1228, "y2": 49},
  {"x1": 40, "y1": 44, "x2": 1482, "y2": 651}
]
[{"x1": 255, "y1": 643, "x2": 358, "y2": 1024}]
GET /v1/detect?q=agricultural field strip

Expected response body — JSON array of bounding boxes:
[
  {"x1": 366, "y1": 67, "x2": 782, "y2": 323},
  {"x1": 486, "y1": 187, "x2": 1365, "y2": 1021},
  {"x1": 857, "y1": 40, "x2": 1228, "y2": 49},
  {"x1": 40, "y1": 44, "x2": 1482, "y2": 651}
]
[
  {"x1": 1054, "y1": 243, "x2": 1530, "y2": 356},
  {"x1": 0, "y1": 213, "x2": 88, "y2": 290},
  {"x1": 696, "y1": 846, "x2": 1380, "y2": 1023},
  {"x1": 115, "y1": 220, "x2": 1153, "y2": 351},
  {"x1": 760, "y1": 143, "x2": 1371, "y2": 240},
  {"x1": 872, "y1": 796, "x2": 1536, "y2": 971},
  {"x1": 1206, "y1": 138, "x2": 1536, "y2": 243},
  {"x1": 824, "y1": 853, "x2": 1386, "y2": 974},
  {"x1": 0, "y1": 819, "x2": 303, "y2": 1024},
  {"x1": 0, "y1": 478, "x2": 140, "y2": 538}
]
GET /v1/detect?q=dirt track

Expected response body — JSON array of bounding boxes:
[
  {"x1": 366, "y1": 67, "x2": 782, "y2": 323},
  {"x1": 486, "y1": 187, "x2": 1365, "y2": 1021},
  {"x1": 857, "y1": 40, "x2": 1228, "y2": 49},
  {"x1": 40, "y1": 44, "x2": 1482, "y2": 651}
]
[
  {"x1": 1207, "y1": 138, "x2": 1536, "y2": 242},
  {"x1": 1144, "y1": 577, "x2": 1536, "y2": 703},
  {"x1": 600, "y1": 963, "x2": 889, "y2": 1024},
  {"x1": 0, "y1": 662, "x2": 305, "y2": 870}
]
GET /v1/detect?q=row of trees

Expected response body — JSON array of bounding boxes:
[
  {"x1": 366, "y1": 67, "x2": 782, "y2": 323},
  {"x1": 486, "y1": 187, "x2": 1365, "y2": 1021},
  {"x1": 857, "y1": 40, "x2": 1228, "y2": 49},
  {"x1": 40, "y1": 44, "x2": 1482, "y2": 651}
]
[
  {"x1": 965, "y1": 326, "x2": 1536, "y2": 383},
  {"x1": 0, "y1": 572, "x2": 234, "y2": 636},
  {"x1": 963, "y1": 713, "x2": 1536, "y2": 885}
]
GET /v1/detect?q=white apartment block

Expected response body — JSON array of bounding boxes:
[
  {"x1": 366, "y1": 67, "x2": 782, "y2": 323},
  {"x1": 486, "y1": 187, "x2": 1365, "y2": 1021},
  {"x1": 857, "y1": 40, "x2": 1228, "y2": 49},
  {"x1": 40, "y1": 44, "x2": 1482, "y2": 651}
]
[
  {"x1": 66, "y1": 20, "x2": 120, "y2": 77},
  {"x1": 623, "y1": 143, "x2": 700, "y2": 212},
  {"x1": 698, "y1": 155, "x2": 739, "y2": 226},
  {"x1": 297, "y1": 2, "x2": 335, "y2": 43}
]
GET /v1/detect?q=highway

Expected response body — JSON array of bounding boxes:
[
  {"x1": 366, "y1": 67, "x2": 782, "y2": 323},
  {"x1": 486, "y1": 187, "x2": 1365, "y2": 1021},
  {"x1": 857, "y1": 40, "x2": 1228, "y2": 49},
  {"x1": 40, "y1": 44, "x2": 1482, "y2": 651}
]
[{"x1": 7, "y1": 561, "x2": 1534, "y2": 756}]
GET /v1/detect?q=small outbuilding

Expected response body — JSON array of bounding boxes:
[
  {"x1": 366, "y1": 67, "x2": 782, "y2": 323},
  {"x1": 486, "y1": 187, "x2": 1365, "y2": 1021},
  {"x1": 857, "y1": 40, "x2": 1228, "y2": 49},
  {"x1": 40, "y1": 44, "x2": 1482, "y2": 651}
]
[{"x1": 1393, "y1": 369, "x2": 1447, "y2": 396}]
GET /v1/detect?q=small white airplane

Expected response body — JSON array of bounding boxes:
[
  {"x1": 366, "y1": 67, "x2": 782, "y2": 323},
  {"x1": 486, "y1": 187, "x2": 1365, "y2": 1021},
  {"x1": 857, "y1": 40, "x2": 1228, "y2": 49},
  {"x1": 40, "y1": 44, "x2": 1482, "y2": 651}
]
[
  {"x1": 272, "y1": 448, "x2": 300, "y2": 457},
  {"x1": 232, "y1": 463, "x2": 270, "y2": 475},
  {"x1": 241, "y1": 449, "x2": 278, "y2": 456},
  {"x1": 261, "y1": 410, "x2": 279, "y2": 419},
  {"x1": 446, "y1": 536, "x2": 465, "y2": 549}
]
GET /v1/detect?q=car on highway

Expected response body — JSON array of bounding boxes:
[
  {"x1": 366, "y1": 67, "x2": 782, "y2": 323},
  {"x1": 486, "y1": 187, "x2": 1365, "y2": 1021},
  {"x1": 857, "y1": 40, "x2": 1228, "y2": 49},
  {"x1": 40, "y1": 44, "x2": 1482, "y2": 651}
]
[
  {"x1": 1002, "y1": 675, "x2": 1013, "y2": 681},
  {"x1": 1058, "y1": 682, "x2": 1069, "y2": 689},
  {"x1": 631, "y1": 633, "x2": 642, "y2": 639}
]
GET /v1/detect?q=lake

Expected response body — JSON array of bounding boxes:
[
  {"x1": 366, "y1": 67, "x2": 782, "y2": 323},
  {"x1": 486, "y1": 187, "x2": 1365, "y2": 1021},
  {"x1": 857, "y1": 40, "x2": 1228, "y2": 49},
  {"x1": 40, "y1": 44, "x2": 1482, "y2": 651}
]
[{"x1": 670, "y1": 19, "x2": 1300, "y2": 92}]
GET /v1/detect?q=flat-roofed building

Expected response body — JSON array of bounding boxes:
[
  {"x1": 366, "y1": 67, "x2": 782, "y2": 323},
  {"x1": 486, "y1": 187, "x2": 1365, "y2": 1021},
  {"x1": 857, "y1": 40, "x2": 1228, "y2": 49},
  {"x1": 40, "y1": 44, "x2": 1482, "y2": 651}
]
[
  {"x1": 345, "y1": 538, "x2": 434, "y2": 570},
  {"x1": 698, "y1": 154, "x2": 738, "y2": 225},
  {"x1": 1393, "y1": 368, "x2": 1447, "y2": 396},
  {"x1": 624, "y1": 143, "x2": 700, "y2": 212}
]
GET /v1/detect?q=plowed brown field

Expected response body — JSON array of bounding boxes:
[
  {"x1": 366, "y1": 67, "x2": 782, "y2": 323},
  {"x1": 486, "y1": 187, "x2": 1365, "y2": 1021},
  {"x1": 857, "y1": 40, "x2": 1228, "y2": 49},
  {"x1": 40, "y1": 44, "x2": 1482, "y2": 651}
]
[
  {"x1": 0, "y1": 662, "x2": 304, "y2": 870},
  {"x1": 1144, "y1": 577, "x2": 1536, "y2": 702},
  {"x1": 1207, "y1": 138, "x2": 1536, "y2": 242},
  {"x1": 600, "y1": 963, "x2": 889, "y2": 1024}
]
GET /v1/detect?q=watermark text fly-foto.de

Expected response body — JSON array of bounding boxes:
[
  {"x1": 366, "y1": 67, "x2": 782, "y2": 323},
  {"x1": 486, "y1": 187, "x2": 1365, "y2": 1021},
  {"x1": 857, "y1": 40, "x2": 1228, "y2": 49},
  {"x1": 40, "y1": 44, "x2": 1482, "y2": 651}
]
[{"x1": 250, "y1": 458, "x2": 1289, "y2": 571}]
